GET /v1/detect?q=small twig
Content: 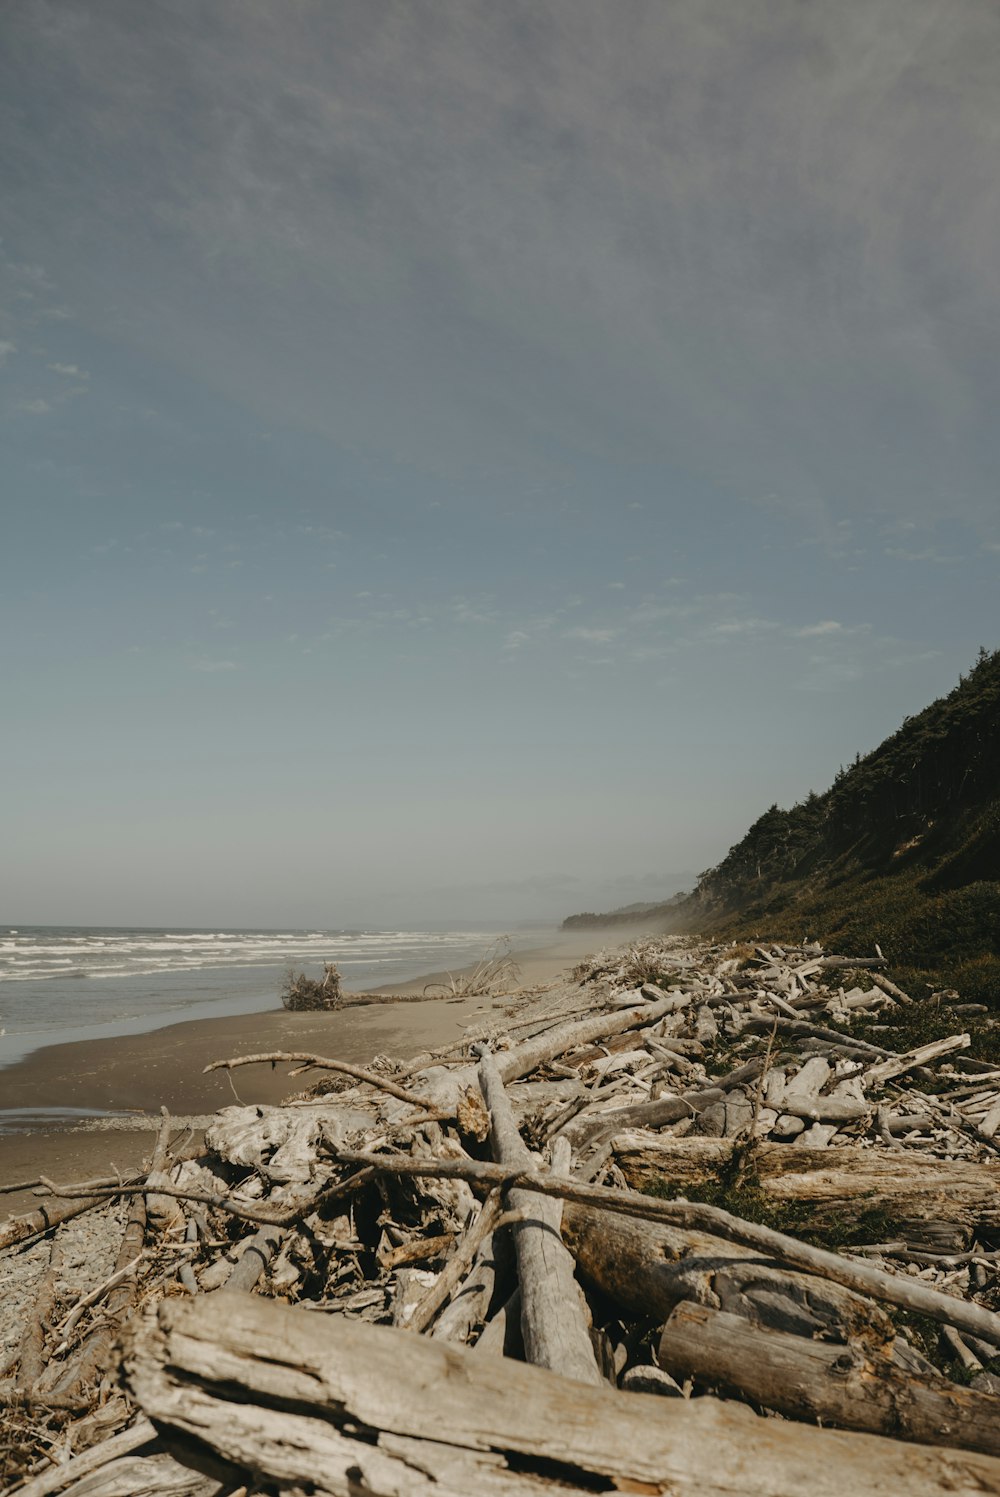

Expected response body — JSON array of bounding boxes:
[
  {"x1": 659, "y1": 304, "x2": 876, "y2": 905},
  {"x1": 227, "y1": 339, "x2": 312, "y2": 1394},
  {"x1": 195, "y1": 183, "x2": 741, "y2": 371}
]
[{"x1": 37, "y1": 1166, "x2": 377, "y2": 1228}]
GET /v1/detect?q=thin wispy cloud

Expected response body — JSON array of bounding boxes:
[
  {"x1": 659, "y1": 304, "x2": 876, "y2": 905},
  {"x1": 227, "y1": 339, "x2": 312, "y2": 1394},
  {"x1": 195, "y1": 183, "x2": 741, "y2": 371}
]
[
  {"x1": 797, "y1": 621, "x2": 845, "y2": 637},
  {"x1": 2, "y1": 1, "x2": 999, "y2": 534}
]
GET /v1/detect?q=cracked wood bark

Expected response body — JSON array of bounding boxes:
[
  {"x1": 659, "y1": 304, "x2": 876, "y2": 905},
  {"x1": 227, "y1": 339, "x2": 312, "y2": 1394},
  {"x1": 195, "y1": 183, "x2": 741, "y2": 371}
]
[
  {"x1": 609, "y1": 1135, "x2": 1000, "y2": 1235},
  {"x1": 120, "y1": 1294, "x2": 1000, "y2": 1497},
  {"x1": 477, "y1": 1050, "x2": 602, "y2": 1384},
  {"x1": 658, "y1": 1301, "x2": 1000, "y2": 1459},
  {"x1": 560, "y1": 1202, "x2": 895, "y2": 1346}
]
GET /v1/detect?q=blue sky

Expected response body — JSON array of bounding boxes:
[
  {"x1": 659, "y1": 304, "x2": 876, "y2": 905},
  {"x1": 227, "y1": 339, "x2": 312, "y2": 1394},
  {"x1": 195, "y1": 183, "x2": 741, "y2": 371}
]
[{"x1": 2, "y1": 1, "x2": 998, "y2": 927}]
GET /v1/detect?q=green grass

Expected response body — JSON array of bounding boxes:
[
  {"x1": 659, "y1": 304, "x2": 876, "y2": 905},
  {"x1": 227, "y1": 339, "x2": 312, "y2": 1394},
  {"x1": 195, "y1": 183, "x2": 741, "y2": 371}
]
[{"x1": 641, "y1": 1169, "x2": 904, "y2": 1252}]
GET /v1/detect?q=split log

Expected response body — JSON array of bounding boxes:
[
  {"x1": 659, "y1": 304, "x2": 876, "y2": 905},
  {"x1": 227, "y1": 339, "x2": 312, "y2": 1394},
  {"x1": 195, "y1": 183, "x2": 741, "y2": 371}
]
[
  {"x1": 814, "y1": 955, "x2": 888, "y2": 971},
  {"x1": 477, "y1": 1051, "x2": 602, "y2": 1384},
  {"x1": 658, "y1": 1301, "x2": 1000, "y2": 1458},
  {"x1": 430, "y1": 1222, "x2": 505, "y2": 1343},
  {"x1": 119, "y1": 1294, "x2": 1000, "y2": 1497},
  {"x1": 608, "y1": 1135, "x2": 1000, "y2": 1237},
  {"x1": 561, "y1": 1201, "x2": 894, "y2": 1346},
  {"x1": 16, "y1": 1239, "x2": 64, "y2": 1391},
  {"x1": 411, "y1": 1190, "x2": 502, "y2": 1335},
  {"x1": 871, "y1": 972, "x2": 913, "y2": 1005},
  {"x1": 44, "y1": 1190, "x2": 149, "y2": 1398},
  {"x1": 742, "y1": 1016, "x2": 895, "y2": 1057}
]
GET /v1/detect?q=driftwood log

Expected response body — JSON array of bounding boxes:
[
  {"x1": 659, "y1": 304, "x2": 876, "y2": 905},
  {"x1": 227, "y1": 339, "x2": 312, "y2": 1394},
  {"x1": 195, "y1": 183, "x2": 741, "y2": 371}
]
[
  {"x1": 477, "y1": 1050, "x2": 602, "y2": 1384},
  {"x1": 658, "y1": 1301, "x2": 1000, "y2": 1458},
  {"x1": 610, "y1": 1135, "x2": 1000, "y2": 1237},
  {"x1": 119, "y1": 1294, "x2": 1000, "y2": 1497},
  {"x1": 331, "y1": 1146, "x2": 1000, "y2": 1346},
  {"x1": 560, "y1": 1202, "x2": 896, "y2": 1347}
]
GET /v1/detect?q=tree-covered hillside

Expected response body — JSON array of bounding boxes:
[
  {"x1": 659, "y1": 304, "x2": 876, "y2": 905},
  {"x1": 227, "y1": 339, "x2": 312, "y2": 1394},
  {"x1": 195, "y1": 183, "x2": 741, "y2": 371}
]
[{"x1": 686, "y1": 648, "x2": 1000, "y2": 1001}]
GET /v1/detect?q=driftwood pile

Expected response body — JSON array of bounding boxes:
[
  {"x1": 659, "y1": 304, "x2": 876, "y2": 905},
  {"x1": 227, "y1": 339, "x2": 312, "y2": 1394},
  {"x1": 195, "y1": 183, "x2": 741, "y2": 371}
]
[{"x1": 4, "y1": 936, "x2": 1000, "y2": 1496}]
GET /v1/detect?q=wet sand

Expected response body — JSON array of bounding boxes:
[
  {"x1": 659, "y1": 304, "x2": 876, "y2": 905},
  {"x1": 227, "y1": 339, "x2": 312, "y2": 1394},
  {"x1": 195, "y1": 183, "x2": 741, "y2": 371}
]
[{"x1": 0, "y1": 934, "x2": 597, "y2": 1219}]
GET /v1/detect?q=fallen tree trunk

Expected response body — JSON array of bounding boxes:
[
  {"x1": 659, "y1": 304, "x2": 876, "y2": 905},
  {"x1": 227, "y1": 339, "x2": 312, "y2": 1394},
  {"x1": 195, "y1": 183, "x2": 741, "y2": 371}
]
[
  {"x1": 560, "y1": 1202, "x2": 895, "y2": 1347},
  {"x1": 477, "y1": 1050, "x2": 602, "y2": 1385},
  {"x1": 120, "y1": 1294, "x2": 1000, "y2": 1497},
  {"x1": 495, "y1": 989, "x2": 688, "y2": 1084},
  {"x1": 330, "y1": 1145, "x2": 1000, "y2": 1347},
  {"x1": 610, "y1": 1136, "x2": 1000, "y2": 1235},
  {"x1": 658, "y1": 1301, "x2": 1000, "y2": 1458}
]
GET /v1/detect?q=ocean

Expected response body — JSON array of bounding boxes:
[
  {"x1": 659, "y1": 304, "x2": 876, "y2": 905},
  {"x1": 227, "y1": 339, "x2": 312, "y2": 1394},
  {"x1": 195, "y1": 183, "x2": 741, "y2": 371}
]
[{"x1": 0, "y1": 925, "x2": 524, "y2": 1069}]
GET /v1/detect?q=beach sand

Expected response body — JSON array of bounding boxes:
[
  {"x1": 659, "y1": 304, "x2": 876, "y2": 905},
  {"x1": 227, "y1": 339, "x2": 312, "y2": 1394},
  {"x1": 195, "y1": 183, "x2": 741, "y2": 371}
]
[{"x1": 0, "y1": 933, "x2": 599, "y2": 1220}]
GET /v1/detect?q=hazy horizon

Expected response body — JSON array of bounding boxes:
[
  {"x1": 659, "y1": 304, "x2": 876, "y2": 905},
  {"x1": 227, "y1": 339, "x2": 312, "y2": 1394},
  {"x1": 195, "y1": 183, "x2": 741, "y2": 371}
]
[
  {"x1": 0, "y1": 869, "x2": 698, "y2": 933},
  {"x1": 3, "y1": 2, "x2": 997, "y2": 930}
]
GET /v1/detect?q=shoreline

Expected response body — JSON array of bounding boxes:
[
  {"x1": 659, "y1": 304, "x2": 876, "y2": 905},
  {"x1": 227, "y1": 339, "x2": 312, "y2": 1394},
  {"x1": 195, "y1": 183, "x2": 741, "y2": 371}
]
[{"x1": 0, "y1": 931, "x2": 601, "y2": 1219}]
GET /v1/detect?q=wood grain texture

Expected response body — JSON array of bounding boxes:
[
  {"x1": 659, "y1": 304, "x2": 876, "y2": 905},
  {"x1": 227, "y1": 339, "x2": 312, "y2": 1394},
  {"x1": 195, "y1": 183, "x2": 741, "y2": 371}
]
[
  {"x1": 477, "y1": 1050, "x2": 602, "y2": 1384},
  {"x1": 120, "y1": 1294, "x2": 1000, "y2": 1497},
  {"x1": 658, "y1": 1300, "x2": 1000, "y2": 1457}
]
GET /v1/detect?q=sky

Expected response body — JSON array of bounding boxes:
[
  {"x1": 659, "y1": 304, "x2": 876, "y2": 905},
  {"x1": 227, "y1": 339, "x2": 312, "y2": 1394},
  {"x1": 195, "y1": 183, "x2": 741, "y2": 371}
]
[{"x1": 2, "y1": 0, "x2": 999, "y2": 929}]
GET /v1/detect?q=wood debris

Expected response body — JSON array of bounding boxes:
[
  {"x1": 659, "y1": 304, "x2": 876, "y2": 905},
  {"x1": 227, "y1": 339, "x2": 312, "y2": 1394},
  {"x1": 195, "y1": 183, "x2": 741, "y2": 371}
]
[{"x1": 3, "y1": 936, "x2": 1000, "y2": 1496}]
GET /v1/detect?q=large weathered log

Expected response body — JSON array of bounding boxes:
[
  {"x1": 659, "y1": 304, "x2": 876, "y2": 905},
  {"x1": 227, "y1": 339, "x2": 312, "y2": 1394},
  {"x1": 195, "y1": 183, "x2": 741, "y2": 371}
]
[
  {"x1": 561, "y1": 1202, "x2": 894, "y2": 1346},
  {"x1": 609, "y1": 1135, "x2": 1000, "y2": 1235},
  {"x1": 331, "y1": 1145, "x2": 1000, "y2": 1346},
  {"x1": 658, "y1": 1301, "x2": 1000, "y2": 1458},
  {"x1": 477, "y1": 1051, "x2": 602, "y2": 1385},
  {"x1": 495, "y1": 989, "x2": 688, "y2": 1084},
  {"x1": 120, "y1": 1294, "x2": 1000, "y2": 1497},
  {"x1": 564, "y1": 1088, "x2": 725, "y2": 1146}
]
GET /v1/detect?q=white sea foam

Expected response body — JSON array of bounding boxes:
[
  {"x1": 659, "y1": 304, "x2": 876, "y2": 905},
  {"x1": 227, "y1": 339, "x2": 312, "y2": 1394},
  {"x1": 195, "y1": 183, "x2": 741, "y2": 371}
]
[{"x1": 0, "y1": 924, "x2": 511, "y2": 1052}]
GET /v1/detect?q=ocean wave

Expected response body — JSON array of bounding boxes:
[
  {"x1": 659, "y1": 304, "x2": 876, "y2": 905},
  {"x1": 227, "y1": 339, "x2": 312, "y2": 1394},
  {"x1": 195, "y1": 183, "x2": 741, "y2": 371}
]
[{"x1": 0, "y1": 927, "x2": 496, "y2": 984}]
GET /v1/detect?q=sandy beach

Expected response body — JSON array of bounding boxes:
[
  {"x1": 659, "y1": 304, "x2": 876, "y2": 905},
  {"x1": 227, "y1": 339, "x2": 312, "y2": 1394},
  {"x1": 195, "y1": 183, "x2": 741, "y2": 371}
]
[{"x1": 0, "y1": 933, "x2": 599, "y2": 1220}]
